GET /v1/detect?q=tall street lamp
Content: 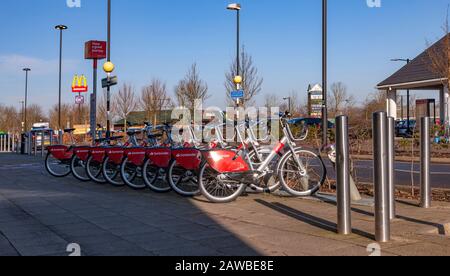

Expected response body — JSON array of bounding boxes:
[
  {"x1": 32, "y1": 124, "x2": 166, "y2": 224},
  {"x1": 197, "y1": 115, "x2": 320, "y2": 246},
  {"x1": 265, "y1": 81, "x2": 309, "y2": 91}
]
[
  {"x1": 23, "y1": 68, "x2": 31, "y2": 132},
  {"x1": 227, "y1": 3, "x2": 242, "y2": 107},
  {"x1": 105, "y1": 0, "x2": 113, "y2": 139},
  {"x1": 322, "y1": 0, "x2": 328, "y2": 147},
  {"x1": 283, "y1": 97, "x2": 292, "y2": 115},
  {"x1": 391, "y1": 58, "x2": 411, "y2": 130},
  {"x1": 55, "y1": 24, "x2": 68, "y2": 136}
]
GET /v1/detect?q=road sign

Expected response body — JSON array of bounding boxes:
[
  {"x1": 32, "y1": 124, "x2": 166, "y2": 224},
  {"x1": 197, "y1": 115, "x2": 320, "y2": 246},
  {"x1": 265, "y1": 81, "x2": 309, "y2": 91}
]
[
  {"x1": 75, "y1": 95, "x2": 85, "y2": 105},
  {"x1": 231, "y1": 90, "x2": 244, "y2": 100},
  {"x1": 102, "y1": 76, "x2": 118, "y2": 88},
  {"x1": 72, "y1": 75, "x2": 88, "y2": 93},
  {"x1": 85, "y1": 41, "x2": 107, "y2": 60}
]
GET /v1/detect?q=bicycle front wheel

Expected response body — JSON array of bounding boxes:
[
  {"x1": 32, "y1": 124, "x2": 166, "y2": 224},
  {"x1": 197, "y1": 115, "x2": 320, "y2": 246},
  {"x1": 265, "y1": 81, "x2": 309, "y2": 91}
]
[
  {"x1": 120, "y1": 157, "x2": 146, "y2": 190},
  {"x1": 167, "y1": 160, "x2": 200, "y2": 197},
  {"x1": 70, "y1": 155, "x2": 90, "y2": 182},
  {"x1": 102, "y1": 156, "x2": 125, "y2": 187},
  {"x1": 86, "y1": 155, "x2": 107, "y2": 184},
  {"x1": 45, "y1": 152, "x2": 71, "y2": 178},
  {"x1": 143, "y1": 158, "x2": 171, "y2": 193},
  {"x1": 198, "y1": 163, "x2": 246, "y2": 204},
  {"x1": 277, "y1": 149, "x2": 326, "y2": 197}
]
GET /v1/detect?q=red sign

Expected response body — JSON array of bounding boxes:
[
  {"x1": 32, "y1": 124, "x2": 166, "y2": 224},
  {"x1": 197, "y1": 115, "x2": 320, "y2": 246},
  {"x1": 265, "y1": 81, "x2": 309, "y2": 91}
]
[{"x1": 85, "y1": 40, "x2": 107, "y2": 60}]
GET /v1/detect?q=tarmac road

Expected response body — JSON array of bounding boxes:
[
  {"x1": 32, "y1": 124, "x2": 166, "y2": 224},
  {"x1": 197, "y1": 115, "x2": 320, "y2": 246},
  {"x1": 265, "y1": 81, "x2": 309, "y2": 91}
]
[{"x1": 325, "y1": 160, "x2": 450, "y2": 189}]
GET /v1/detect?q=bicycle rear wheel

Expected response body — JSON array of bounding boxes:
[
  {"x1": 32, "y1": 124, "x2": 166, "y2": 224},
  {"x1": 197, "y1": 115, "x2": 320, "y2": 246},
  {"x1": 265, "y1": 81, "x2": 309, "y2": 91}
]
[
  {"x1": 277, "y1": 149, "x2": 326, "y2": 197},
  {"x1": 198, "y1": 163, "x2": 246, "y2": 204}
]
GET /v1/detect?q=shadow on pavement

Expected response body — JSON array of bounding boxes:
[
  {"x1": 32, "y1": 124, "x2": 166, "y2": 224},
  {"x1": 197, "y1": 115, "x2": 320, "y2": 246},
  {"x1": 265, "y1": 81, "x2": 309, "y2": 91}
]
[
  {"x1": 255, "y1": 199, "x2": 375, "y2": 240},
  {"x1": 0, "y1": 154, "x2": 261, "y2": 256}
]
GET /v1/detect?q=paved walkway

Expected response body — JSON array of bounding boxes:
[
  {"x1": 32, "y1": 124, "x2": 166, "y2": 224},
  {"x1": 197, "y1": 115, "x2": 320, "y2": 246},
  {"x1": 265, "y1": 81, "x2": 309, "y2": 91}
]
[{"x1": 0, "y1": 153, "x2": 450, "y2": 256}]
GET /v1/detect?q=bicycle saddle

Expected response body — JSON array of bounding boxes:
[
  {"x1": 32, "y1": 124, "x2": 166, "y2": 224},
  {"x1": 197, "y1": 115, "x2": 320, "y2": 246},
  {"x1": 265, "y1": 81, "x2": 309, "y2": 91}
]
[{"x1": 64, "y1": 128, "x2": 76, "y2": 133}]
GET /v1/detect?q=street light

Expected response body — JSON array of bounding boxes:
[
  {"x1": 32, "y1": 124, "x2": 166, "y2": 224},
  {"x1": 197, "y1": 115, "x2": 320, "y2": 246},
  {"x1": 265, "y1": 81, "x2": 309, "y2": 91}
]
[
  {"x1": 23, "y1": 68, "x2": 31, "y2": 132},
  {"x1": 55, "y1": 24, "x2": 68, "y2": 137},
  {"x1": 227, "y1": 3, "x2": 242, "y2": 106},
  {"x1": 322, "y1": 0, "x2": 328, "y2": 147},
  {"x1": 283, "y1": 97, "x2": 292, "y2": 115},
  {"x1": 105, "y1": 0, "x2": 113, "y2": 139},
  {"x1": 391, "y1": 58, "x2": 411, "y2": 130}
]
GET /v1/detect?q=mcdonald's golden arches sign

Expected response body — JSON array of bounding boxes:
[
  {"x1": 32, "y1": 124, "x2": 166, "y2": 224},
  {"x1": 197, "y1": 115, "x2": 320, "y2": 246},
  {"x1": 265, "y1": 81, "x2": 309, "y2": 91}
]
[{"x1": 72, "y1": 75, "x2": 88, "y2": 93}]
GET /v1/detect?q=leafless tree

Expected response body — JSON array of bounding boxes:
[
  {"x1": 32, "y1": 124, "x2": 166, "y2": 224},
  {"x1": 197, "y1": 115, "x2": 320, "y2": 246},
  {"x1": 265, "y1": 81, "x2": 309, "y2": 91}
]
[
  {"x1": 264, "y1": 94, "x2": 280, "y2": 109},
  {"x1": 426, "y1": 8, "x2": 450, "y2": 88},
  {"x1": 329, "y1": 82, "x2": 355, "y2": 117},
  {"x1": 27, "y1": 104, "x2": 47, "y2": 128},
  {"x1": 175, "y1": 63, "x2": 209, "y2": 110},
  {"x1": 97, "y1": 89, "x2": 117, "y2": 128},
  {"x1": 225, "y1": 47, "x2": 263, "y2": 107},
  {"x1": 0, "y1": 105, "x2": 21, "y2": 133},
  {"x1": 115, "y1": 83, "x2": 137, "y2": 132},
  {"x1": 49, "y1": 104, "x2": 72, "y2": 130},
  {"x1": 142, "y1": 79, "x2": 171, "y2": 126}
]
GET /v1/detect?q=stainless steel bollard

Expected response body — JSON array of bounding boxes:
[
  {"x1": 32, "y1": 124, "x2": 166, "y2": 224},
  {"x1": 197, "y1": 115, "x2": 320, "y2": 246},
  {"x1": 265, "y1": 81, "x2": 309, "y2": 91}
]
[
  {"x1": 40, "y1": 131, "x2": 44, "y2": 158},
  {"x1": 373, "y1": 112, "x2": 391, "y2": 243},
  {"x1": 387, "y1": 117, "x2": 396, "y2": 220},
  {"x1": 336, "y1": 116, "x2": 352, "y2": 235},
  {"x1": 421, "y1": 117, "x2": 431, "y2": 209}
]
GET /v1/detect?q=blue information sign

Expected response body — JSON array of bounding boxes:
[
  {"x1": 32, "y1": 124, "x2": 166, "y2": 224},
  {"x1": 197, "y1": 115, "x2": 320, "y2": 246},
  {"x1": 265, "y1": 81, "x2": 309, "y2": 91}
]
[{"x1": 231, "y1": 90, "x2": 244, "y2": 100}]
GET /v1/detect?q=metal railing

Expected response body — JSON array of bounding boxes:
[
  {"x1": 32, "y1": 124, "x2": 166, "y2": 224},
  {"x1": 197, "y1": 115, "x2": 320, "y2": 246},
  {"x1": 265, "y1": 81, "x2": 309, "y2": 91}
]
[{"x1": 0, "y1": 133, "x2": 17, "y2": 153}]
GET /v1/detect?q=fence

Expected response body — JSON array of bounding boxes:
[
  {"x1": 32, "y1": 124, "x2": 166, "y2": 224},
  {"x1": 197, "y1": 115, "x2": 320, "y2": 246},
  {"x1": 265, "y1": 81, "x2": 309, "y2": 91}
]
[{"x1": 0, "y1": 133, "x2": 17, "y2": 153}]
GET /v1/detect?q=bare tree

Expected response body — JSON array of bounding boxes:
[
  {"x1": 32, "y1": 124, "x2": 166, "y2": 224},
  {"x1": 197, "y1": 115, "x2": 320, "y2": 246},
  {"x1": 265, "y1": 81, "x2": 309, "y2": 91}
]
[
  {"x1": 175, "y1": 63, "x2": 209, "y2": 110},
  {"x1": 49, "y1": 104, "x2": 72, "y2": 130},
  {"x1": 115, "y1": 83, "x2": 137, "y2": 132},
  {"x1": 27, "y1": 104, "x2": 47, "y2": 127},
  {"x1": 0, "y1": 105, "x2": 21, "y2": 133},
  {"x1": 426, "y1": 8, "x2": 450, "y2": 88},
  {"x1": 225, "y1": 47, "x2": 263, "y2": 107},
  {"x1": 97, "y1": 89, "x2": 117, "y2": 128},
  {"x1": 264, "y1": 94, "x2": 280, "y2": 109},
  {"x1": 329, "y1": 82, "x2": 354, "y2": 117},
  {"x1": 142, "y1": 79, "x2": 171, "y2": 126}
]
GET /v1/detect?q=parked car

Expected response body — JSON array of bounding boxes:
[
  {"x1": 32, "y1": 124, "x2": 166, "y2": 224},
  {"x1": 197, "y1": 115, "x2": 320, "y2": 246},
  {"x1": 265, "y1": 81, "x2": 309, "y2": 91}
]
[
  {"x1": 288, "y1": 118, "x2": 335, "y2": 129},
  {"x1": 396, "y1": 120, "x2": 417, "y2": 138}
]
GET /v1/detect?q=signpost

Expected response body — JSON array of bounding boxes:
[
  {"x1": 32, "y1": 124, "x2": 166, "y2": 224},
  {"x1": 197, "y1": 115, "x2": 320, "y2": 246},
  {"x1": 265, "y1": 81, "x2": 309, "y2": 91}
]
[
  {"x1": 102, "y1": 76, "x2": 118, "y2": 88},
  {"x1": 85, "y1": 40, "x2": 107, "y2": 143}
]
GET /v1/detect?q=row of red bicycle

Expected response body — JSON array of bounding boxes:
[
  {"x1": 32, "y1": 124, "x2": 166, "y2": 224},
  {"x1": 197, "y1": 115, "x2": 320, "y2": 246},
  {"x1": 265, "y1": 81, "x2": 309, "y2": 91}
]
[{"x1": 44, "y1": 116, "x2": 327, "y2": 203}]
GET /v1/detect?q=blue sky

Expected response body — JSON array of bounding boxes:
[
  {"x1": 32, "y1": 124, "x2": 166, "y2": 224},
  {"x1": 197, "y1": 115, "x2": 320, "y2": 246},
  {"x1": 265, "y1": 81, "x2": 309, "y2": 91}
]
[{"x1": 0, "y1": 0, "x2": 449, "y2": 111}]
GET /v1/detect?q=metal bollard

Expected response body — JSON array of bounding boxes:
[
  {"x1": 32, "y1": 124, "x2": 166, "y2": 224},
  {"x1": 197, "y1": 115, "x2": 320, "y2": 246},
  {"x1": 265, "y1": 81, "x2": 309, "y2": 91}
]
[
  {"x1": 387, "y1": 117, "x2": 396, "y2": 220},
  {"x1": 421, "y1": 117, "x2": 431, "y2": 208},
  {"x1": 336, "y1": 116, "x2": 352, "y2": 235},
  {"x1": 373, "y1": 112, "x2": 391, "y2": 243},
  {"x1": 41, "y1": 130, "x2": 45, "y2": 158}
]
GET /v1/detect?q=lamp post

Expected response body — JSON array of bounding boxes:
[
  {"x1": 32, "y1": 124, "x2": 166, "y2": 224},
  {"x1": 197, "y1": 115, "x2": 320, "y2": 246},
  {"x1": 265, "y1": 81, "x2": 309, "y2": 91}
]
[
  {"x1": 283, "y1": 97, "x2": 292, "y2": 115},
  {"x1": 105, "y1": 0, "x2": 113, "y2": 138},
  {"x1": 227, "y1": 3, "x2": 242, "y2": 107},
  {"x1": 55, "y1": 25, "x2": 68, "y2": 138},
  {"x1": 23, "y1": 68, "x2": 31, "y2": 132},
  {"x1": 322, "y1": 0, "x2": 328, "y2": 147},
  {"x1": 391, "y1": 58, "x2": 411, "y2": 130}
]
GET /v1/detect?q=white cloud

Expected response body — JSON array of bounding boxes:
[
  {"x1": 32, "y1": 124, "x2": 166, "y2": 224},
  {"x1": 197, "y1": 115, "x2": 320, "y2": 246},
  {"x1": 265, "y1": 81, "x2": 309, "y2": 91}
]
[{"x1": 0, "y1": 54, "x2": 80, "y2": 76}]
